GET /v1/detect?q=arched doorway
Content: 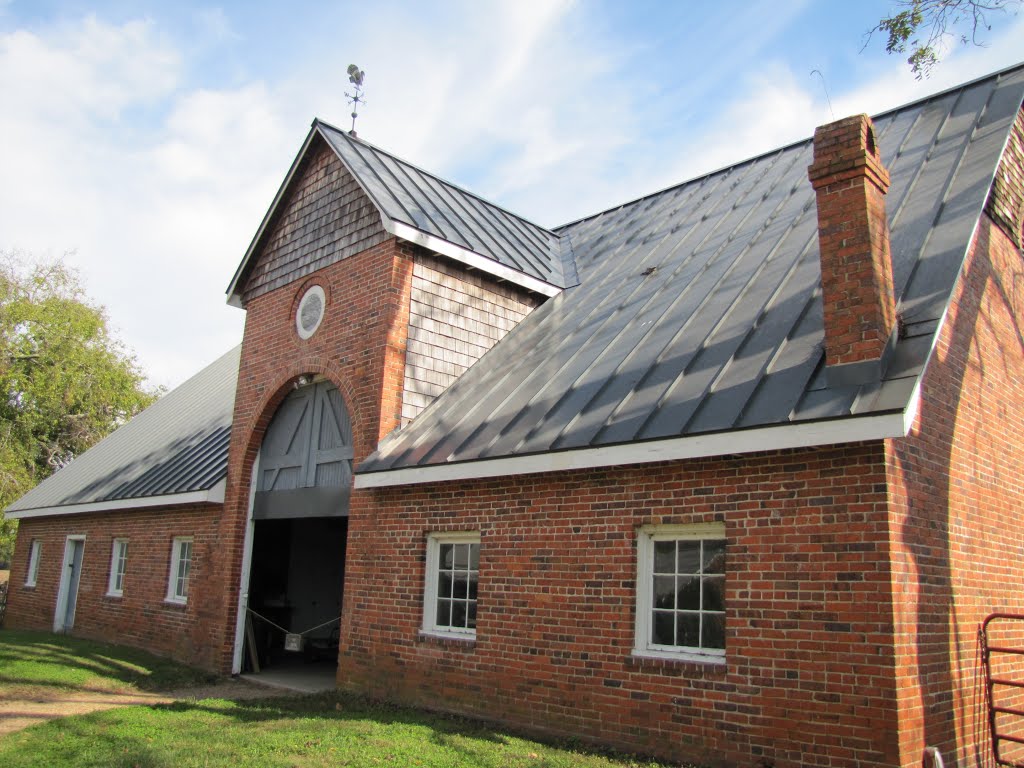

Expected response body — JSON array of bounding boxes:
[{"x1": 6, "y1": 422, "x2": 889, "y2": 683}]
[{"x1": 240, "y1": 379, "x2": 352, "y2": 688}]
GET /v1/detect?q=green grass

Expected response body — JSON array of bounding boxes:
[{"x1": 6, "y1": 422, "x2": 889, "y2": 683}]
[
  {"x1": 0, "y1": 693, "x2": 678, "y2": 767},
  {"x1": 0, "y1": 629, "x2": 688, "y2": 768},
  {"x1": 0, "y1": 629, "x2": 213, "y2": 696}
]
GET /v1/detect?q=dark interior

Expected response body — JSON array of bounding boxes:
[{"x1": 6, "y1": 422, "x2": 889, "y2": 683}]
[{"x1": 244, "y1": 517, "x2": 347, "y2": 671}]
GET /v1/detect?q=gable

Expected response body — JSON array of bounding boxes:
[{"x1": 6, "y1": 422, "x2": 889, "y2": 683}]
[{"x1": 239, "y1": 135, "x2": 388, "y2": 304}]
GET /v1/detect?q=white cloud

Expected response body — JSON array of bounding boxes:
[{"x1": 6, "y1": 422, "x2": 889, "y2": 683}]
[{"x1": 0, "y1": 17, "x2": 255, "y2": 388}]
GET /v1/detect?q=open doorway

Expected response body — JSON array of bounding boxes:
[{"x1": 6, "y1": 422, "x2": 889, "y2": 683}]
[{"x1": 243, "y1": 517, "x2": 347, "y2": 683}]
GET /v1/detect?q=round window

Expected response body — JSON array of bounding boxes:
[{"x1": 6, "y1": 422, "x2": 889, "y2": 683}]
[{"x1": 295, "y1": 285, "x2": 326, "y2": 339}]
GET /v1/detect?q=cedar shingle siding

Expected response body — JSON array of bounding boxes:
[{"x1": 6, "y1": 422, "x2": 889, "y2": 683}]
[
  {"x1": 242, "y1": 137, "x2": 387, "y2": 303},
  {"x1": 403, "y1": 253, "x2": 540, "y2": 423}
]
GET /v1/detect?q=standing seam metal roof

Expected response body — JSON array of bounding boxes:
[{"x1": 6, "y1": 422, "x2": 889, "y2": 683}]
[
  {"x1": 5, "y1": 346, "x2": 240, "y2": 514},
  {"x1": 359, "y1": 64, "x2": 1024, "y2": 474},
  {"x1": 317, "y1": 122, "x2": 576, "y2": 289}
]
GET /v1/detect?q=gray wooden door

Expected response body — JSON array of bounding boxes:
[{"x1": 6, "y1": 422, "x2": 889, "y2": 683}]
[
  {"x1": 62, "y1": 540, "x2": 84, "y2": 631},
  {"x1": 254, "y1": 382, "x2": 353, "y2": 519}
]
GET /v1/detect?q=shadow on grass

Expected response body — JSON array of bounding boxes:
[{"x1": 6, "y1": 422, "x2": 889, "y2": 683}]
[
  {"x1": 0, "y1": 630, "x2": 682, "y2": 767},
  {"x1": 0, "y1": 629, "x2": 213, "y2": 691}
]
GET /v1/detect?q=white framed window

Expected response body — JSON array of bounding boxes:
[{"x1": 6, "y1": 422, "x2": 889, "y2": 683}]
[
  {"x1": 422, "y1": 532, "x2": 479, "y2": 638},
  {"x1": 634, "y1": 523, "x2": 726, "y2": 663},
  {"x1": 25, "y1": 539, "x2": 42, "y2": 587},
  {"x1": 165, "y1": 537, "x2": 193, "y2": 605},
  {"x1": 107, "y1": 538, "x2": 129, "y2": 597}
]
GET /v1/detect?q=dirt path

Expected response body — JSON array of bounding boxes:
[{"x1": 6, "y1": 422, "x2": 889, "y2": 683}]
[{"x1": 0, "y1": 677, "x2": 283, "y2": 737}]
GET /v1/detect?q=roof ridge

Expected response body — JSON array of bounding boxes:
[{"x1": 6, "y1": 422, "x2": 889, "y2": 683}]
[
  {"x1": 554, "y1": 61, "x2": 1024, "y2": 234},
  {"x1": 314, "y1": 118, "x2": 560, "y2": 238}
]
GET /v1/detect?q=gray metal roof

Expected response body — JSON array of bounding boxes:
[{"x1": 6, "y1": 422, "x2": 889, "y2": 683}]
[
  {"x1": 316, "y1": 122, "x2": 577, "y2": 290},
  {"x1": 6, "y1": 346, "x2": 240, "y2": 516},
  {"x1": 360, "y1": 64, "x2": 1024, "y2": 476}
]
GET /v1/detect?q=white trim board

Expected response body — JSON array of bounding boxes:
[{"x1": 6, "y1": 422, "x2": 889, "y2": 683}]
[
  {"x1": 386, "y1": 221, "x2": 561, "y2": 298},
  {"x1": 355, "y1": 409, "x2": 915, "y2": 489},
  {"x1": 6, "y1": 480, "x2": 226, "y2": 520}
]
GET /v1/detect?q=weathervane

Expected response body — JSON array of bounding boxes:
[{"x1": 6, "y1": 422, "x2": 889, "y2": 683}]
[{"x1": 346, "y1": 64, "x2": 366, "y2": 136}]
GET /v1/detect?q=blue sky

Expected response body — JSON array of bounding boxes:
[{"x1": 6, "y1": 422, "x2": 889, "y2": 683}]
[{"x1": 1, "y1": 0, "x2": 1022, "y2": 388}]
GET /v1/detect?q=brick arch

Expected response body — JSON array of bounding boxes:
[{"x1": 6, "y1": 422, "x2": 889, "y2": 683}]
[{"x1": 235, "y1": 356, "x2": 364, "y2": 493}]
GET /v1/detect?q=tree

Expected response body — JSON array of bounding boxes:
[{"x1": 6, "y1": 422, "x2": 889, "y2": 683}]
[
  {"x1": 868, "y1": 0, "x2": 1021, "y2": 78},
  {"x1": 0, "y1": 254, "x2": 158, "y2": 564}
]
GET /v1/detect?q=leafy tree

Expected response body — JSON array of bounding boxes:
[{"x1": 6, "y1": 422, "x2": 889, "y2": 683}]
[
  {"x1": 0, "y1": 254, "x2": 158, "y2": 564},
  {"x1": 869, "y1": 0, "x2": 1020, "y2": 78}
]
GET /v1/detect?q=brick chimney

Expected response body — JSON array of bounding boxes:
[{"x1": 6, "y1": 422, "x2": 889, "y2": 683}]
[{"x1": 808, "y1": 114, "x2": 896, "y2": 387}]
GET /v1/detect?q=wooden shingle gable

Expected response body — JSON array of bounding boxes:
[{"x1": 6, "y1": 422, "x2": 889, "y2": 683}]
[{"x1": 237, "y1": 133, "x2": 388, "y2": 305}]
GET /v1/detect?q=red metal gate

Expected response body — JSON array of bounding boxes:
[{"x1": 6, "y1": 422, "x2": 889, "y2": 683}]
[{"x1": 982, "y1": 613, "x2": 1024, "y2": 767}]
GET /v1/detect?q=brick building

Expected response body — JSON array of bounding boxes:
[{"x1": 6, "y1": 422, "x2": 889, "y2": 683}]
[{"x1": 6, "y1": 64, "x2": 1024, "y2": 767}]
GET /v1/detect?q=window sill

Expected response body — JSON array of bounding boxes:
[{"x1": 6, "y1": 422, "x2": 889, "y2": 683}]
[
  {"x1": 162, "y1": 598, "x2": 188, "y2": 609},
  {"x1": 104, "y1": 592, "x2": 123, "y2": 600},
  {"x1": 629, "y1": 649, "x2": 726, "y2": 669},
  {"x1": 417, "y1": 630, "x2": 476, "y2": 648},
  {"x1": 22, "y1": 584, "x2": 37, "y2": 590}
]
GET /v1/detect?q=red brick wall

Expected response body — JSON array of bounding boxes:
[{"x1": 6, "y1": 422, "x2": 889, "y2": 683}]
[
  {"x1": 886, "y1": 213, "x2": 1024, "y2": 767},
  {"x1": 341, "y1": 445, "x2": 901, "y2": 768},
  {"x1": 203, "y1": 236, "x2": 417, "y2": 672},
  {"x1": 985, "y1": 107, "x2": 1024, "y2": 248},
  {"x1": 5, "y1": 504, "x2": 222, "y2": 666}
]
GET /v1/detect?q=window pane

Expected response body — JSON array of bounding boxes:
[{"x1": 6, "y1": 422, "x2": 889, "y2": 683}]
[
  {"x1": 438, "y1": 572, "x2": 453, "y2": 598},
  {"x1": 653, "y1": 540, "x2": 675, "y2": 573},
  {"x1": 451, "y1": 600, "x2": 467, "y2": 628},
  {"x1": 703, "y1": 576, "x2": 725, "y2": 612},
  {"x1": 676, "y1": 574, "x2": 701, "y2": 611},
  {"x1": 703, "y1": 540, "x2": 726, "y2": 574},
  {"x1": 652, "y1": 611, "x2": 674, "y2": 645},
  {"x1": 440, "y1": 544, "x2": 454, "y2": 569},
  {"x1": 677, "y1": 613, "x2": 700, "y2": 648},
  {"x1": 677, "y1": 541, "x2": 700, "y2": 574},
  {"x1": 653, "y1": 575, "x2": 675, "y2": 609},
  {"x1": 436, "y1": 599, "x2": 452, "y2": 627},
  {"x1": 453, "y1": 573, "x2": 469, "y2": 599},
  {"x1": 702, "y1": 613, "x2": 725, "y2": 649},
  {"x1": 178, "y1": 543, "x2": 191, "y2": 598},
  {"x1": 428, "y1": 536, "x2": 479, "y2": 634}
]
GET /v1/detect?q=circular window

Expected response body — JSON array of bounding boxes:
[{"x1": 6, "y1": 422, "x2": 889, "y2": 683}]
[{"x1": 295, "y1": 285, "x2": 326, "y2": 339}]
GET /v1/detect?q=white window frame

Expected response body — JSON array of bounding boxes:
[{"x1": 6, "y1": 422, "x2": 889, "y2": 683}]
[
  {"x1": 106, "y1": 538, "x2": 129, "y2": 597},
  {"x1": 634, "y1": 522, "x2": 726, "y2": 664},
  {"x1": 422, "y1": 531, "x2": 480, "y2": 639},
  {"x1": 295, "y1": 284, "x2": 326, "y2": 339},
  {"x1": 25, "y1": 539, "x2": 41, "y2": 587},
  {"x1": 165, "y1": 537, "x2": 193, "y2": 605}
]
